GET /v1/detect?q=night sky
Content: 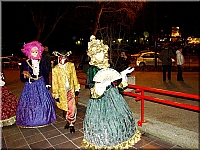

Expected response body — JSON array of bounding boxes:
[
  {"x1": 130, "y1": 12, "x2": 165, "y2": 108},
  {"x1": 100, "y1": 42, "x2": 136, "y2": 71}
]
[{"x1": 1, "y1": 1, "x2": 199, "y2": 56}]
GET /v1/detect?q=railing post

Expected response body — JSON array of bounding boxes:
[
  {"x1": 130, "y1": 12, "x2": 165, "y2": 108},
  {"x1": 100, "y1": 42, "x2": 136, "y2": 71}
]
[{"x1": 137, "y1": 89, "x2": 147, "y2": 126}]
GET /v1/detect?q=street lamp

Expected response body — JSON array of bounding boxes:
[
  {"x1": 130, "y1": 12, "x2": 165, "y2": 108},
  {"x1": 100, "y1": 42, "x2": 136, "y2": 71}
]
[{"x1": 118, "y1": 38, "x2": 122, "y2": 43}]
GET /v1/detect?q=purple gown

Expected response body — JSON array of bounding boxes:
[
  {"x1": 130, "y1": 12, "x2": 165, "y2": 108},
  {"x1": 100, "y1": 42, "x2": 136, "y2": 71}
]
[{"x1": 16, "y1": 59, "x2": 56, "y2": 128}]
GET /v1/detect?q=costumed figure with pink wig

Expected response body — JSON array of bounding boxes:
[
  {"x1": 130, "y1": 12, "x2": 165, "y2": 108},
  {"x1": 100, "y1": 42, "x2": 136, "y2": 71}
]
[{"x1": 16, "y1": 41, "x2": 56, "y2": 128}]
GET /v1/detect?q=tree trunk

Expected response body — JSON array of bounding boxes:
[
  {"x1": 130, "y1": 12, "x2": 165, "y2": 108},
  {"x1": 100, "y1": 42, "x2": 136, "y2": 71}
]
[
  {"x1": 36, "y1": 27, "x2": 43, "y2": 42},
  {"x1": 92, "y1": 6, "x2": 103, "y2": 36}
]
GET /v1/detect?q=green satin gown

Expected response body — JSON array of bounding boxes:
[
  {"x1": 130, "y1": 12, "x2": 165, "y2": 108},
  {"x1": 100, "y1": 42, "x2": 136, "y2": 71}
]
[{"x1": 82, "y1": 66, "x2": 141, "y2": 149}]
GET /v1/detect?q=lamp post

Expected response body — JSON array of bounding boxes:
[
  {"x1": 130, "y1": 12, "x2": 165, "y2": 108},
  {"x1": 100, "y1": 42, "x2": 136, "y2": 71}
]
[{"x1": 154, "y1": 3, "x2": 157, "y2": 68}]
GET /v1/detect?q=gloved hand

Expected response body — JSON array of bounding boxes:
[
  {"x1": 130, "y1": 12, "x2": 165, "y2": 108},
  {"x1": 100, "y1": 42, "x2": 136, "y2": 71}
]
[
  {"x1": 121, "y1": 67, "x2": 134, "y2": 82},
  {"x1": 46, "y1": 85, "x2": 51, "y2": 90},
  {"x1": 29, "y1": 78, "x2": 35, "y2": 83},
  {"x1": 55, "y1": 98, "x2": 60, "y2": 102},
  {"x1": 75, "y1": 91, "x2": 79, "y2": 96},
  {"x1": 0, "y1": 80, "x2": 5, "y2": 86},
  {"x1": 95, "y1": 82, "x2": 106, "y2": 96},
  {"x1": 121, "y1": 67, "x2": 135, "y2": 75}
]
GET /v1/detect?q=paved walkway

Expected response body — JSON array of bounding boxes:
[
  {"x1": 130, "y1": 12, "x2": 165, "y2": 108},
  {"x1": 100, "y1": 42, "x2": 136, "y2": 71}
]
[{"x1": 2, "y1": 69, "x2": 199, "y2": 149}]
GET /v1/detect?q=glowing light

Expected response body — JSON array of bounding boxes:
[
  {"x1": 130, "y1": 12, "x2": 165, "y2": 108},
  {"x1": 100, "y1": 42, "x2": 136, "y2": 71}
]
[
  {"x1": 76, "y1": 41, "x2": 81, "y2": 45},
  {"x1": 118, "y1": 38, "x2": 122, "y2": 43},
  {"x1": 187, "y1": 37, "x2": 200, "y2": 44}
]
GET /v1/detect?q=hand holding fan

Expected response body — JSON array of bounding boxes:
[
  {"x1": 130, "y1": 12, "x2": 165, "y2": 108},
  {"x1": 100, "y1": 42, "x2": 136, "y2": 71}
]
[{"x1": 93, "y1": 68, "x2": 122, "y2": 83}]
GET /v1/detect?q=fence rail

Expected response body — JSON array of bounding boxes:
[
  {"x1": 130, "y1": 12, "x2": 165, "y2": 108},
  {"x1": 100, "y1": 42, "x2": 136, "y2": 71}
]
[{"x1": 77, "y1": 75, "x2": 200, "y2": 126}]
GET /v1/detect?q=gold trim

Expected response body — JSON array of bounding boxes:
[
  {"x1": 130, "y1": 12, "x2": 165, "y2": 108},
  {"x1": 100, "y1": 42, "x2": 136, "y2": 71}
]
[
  {"x1": 82, "y1": 129, "x2": 141, "y2": 149},
  {"x1": 0, "y1": 116, "x2": 16, "y2": 127},
  {"x1": 17, "y1": 121, "x2": 56, "y2": 128}
]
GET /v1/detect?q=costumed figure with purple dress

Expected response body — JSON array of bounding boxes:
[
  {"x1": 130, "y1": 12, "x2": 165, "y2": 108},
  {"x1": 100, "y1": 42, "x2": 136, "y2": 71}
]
[
  {"x1": 52, "y1": 49, "x2": 80, "y2": 133},
  {"x1": 16, "y1": 41, "x2": 56, "y2": 128},
  {"x1": 82, "y1": 35, "x2": 141, "y2": 149},
  {"x1": 0, "y1": 72, "x2": 19, "y2": 127}
]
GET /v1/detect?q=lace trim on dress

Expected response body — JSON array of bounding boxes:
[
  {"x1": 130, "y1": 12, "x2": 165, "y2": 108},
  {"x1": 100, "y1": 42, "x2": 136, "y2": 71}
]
[
  {"x1": 82, "y1": 129, "x2": 141, "y2": 149},
  {"x1": 0, "y1": 116, "x2": 16, "y2": 127}
]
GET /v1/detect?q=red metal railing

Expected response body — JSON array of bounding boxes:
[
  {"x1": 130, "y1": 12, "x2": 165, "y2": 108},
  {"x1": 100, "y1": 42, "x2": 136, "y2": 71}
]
[{"x1": 77, "y1": 75, "x2": 200, "y2": 126}]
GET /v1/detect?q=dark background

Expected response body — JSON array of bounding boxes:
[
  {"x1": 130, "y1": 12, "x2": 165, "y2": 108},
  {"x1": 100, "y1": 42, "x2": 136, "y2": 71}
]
[{"x1": 1, "y1": 2, "x2": 199, "y2": 57}]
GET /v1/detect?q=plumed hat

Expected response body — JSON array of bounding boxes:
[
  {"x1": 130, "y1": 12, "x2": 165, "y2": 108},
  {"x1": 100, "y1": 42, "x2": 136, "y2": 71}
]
[{"x1": 52, "y1": 49, "x2": 72, "y2": 57}]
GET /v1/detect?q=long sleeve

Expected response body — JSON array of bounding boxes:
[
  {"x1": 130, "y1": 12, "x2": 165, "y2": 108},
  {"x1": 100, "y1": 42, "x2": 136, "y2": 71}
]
[
  {"x1": 52, "y1": 67, "x2": 59, "y2": 98},
  {"x1": 70, "y1": 63, "x2": 80, "y2": 91},
  {"x1": 176, "y1": 51, "x2": 184, "y2": 65},
  {"x1": 40, "y1": 59, "x2": 49, "y2": 85},
  {"x1": 20, "y1": 60, "x2": 29, "y2": 82}
]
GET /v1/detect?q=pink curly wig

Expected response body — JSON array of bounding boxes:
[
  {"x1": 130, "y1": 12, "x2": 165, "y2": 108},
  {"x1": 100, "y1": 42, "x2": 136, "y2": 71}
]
[{"x1": 21, "y1": 41, "x2": 44, "y2": 60}]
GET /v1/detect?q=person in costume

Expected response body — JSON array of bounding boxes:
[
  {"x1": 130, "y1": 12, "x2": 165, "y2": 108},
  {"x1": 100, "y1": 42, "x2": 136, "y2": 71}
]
[
  {"x1": 0, "y1": 72, "x2": 19, "y2": 127},
  {"x1": 52, "y1": 49, "x2": 80, "y2": 133},
  {"x1": 16, "y1": 41, "x2": 56, "y2": 128},
  {"x1": 42, "y1": 46, "x2": 51, "y2": 85},
  {"x1": 82, "y1": 35, "x2": 141, "y2": 149}
]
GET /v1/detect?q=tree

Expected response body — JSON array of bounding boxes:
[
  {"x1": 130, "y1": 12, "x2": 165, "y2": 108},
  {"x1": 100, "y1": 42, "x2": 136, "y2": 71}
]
[
  {"x1": 75, "y1": 1, "x2": 145, "y2": 63},
  {"x1": 76, "y1": 2, "x2": 145, "y2": 35},
  {"x1": 23, "y1": 3, "x2": 74, "y2": 44}
]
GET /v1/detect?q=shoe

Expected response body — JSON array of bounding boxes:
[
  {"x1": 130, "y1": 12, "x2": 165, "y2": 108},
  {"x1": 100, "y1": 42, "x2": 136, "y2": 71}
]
[
  {"x1": 70, "y1": 126, "x2": 75, "y2": 133},
  {"x1": 64, "y1": 122, "x2": 70, "y2": 129}
]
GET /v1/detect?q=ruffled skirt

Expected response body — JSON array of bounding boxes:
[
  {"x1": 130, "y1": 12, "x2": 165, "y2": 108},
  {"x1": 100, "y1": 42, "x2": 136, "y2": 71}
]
[
  {"x1": 16, "y1": 78, "x2": 56, "y2": 128},
  {"x1": 0, "y1": 86, "x2": 19, "y2": 127},
  {"x1": 82, "y1": 86, "x2": 141, "y2": 149}
]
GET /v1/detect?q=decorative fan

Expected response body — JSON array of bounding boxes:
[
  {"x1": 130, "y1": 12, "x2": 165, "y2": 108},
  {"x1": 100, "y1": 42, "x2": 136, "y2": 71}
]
[{"x1": 93, "y1": 68, "x2": 122, "y2": 83}]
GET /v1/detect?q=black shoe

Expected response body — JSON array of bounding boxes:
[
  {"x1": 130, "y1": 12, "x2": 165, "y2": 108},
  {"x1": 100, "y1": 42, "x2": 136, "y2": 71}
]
[
  {"x1": 64, "y1": 122, "x2": 70, "y2": 129},
  {"x1": 70, "y1": 126, "x2": 75, "y2": 133}
]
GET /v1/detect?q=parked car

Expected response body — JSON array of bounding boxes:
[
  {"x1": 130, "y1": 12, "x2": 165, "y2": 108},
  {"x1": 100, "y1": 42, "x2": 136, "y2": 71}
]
[
  {"x1": 0, "y1": 56, "x2": 22, "y2": 69},
  {"x1": 131, "y1": 50, "x2": 152, "y2": 60},
  {"x1": 0, "y1": 57, "x2": 12, "y2": 68},
  {"x1": 136, "y1": 51, "x2": 175, "y2": 67},
  {"x1": 8, "y1": 56, "x2": 22, "y2": 68}
]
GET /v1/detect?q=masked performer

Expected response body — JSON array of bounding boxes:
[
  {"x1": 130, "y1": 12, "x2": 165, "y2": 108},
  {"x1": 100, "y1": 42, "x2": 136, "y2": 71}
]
[
  {"x1": 0, "y1": 72, "x2": 19, "y2": 127},
  {"x1": 16, "y1": 41, "x2": 56, "y2": 128},
  {"x1": 82, "y1": 35, "x2": 141, "y2": 149},
  {"x1": 52, "y1": 49, "x2": 80, "y2": 133}
]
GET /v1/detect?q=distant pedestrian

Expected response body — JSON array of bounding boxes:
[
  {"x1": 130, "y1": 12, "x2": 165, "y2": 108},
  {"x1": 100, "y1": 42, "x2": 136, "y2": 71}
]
[
  {"x1": 78, "y1": 49, "x2": 90, "y2": 73},
  {"x1": 115, "y1": 51, "x2": 131, "y2": 72},
  {"x1": 158, "y1": 44, "x2": 175, "y2": 81},
  {"x1": 78, "y1": 49, "x2": 90, "y2": 88},
  {"x1": 42, "y1": 46, "x2": 51, "y2": 85},
  {"x1": 176, "y1": 47, "x2": 185, "y2": 81}
]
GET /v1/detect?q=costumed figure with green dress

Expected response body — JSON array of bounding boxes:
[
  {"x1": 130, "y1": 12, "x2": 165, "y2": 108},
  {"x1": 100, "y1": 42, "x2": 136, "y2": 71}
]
[{"x1": 82, "y1": 35, "x2": 141, "y2": 149}]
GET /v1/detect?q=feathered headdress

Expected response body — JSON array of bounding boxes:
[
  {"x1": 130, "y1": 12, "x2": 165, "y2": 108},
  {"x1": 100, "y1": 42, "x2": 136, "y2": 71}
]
[{"x1": 52, "y1": 49, "x2": 72, "y2": 57}]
